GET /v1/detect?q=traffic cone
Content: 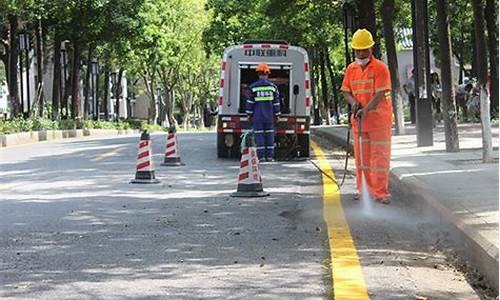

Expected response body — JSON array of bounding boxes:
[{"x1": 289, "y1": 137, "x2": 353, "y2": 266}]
[
  {"x1": 161, "y1": 126, "x2": 184, "y2": 166},
  {"x1": 131, "y1": 130, "x2": 160, "y2": 184},
  {"x1": 231, "y1": 131, "x2": 269, "y2": 197}
]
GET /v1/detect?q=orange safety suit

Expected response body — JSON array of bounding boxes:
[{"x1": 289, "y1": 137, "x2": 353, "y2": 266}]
[{"x1": 341, "y1": 55, "x2": 393, "y2": 199}]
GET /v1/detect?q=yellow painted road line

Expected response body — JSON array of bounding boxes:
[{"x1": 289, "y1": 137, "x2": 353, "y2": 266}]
[
  {"x1": 91, "y1": 134, "x2": 163, "y2": 161},
  {"x1": 91, "y1": 147, "x2": 125, "y2": 161},
  {"x1": 311, "y1": 141, "x2": 369, "y2": 300}
]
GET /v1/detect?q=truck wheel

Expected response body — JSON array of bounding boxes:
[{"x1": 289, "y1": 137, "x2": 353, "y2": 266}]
[
  {"x1": 298, "y1": 134, "x2": 310, "y2": 157},
  {"x1": 217, "y1": 133, "x2": 228, "y2": 158},
  {"x1": 230, "y1": 134, "x2": 241, "y2": 159}
]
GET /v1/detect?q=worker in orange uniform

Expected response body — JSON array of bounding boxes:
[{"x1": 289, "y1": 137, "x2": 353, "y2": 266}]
[{"x1": 340, "y1": 29, "x2": 393, "y2": 204}]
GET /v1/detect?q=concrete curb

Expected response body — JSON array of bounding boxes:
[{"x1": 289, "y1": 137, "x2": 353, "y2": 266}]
[
  {"x1": 390, "y1": 168, "x2": 499, "y2": 292},
  {"x1": 312, "y1": 125, "x2": 353, "y2": 155},
  {"x1": 311, "y1": 126, "x2": 499, "y2": 292},
  {"x1": 0, "y1": 129, "x2": 141, "y2": 147}
]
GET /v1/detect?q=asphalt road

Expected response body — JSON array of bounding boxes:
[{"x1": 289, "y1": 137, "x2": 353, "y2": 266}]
[{"x1": 0, "y1": 132, "x2": 486, "y2": 299}]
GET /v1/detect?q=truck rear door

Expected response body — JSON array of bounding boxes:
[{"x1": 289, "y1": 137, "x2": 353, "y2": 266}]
[{"x1": 237, "y1": 63, "x2": 292, "y2": 114}]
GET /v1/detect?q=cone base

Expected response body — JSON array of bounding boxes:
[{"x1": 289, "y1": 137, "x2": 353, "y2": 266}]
[
  {"x1": 161, "y1": 161, "x2": 185, "y2": 166},
  {"x1": 161, "y1": 157, "x2": 184, "y2": 166},
  {"x1": 231, "y1": 183, "x2": 269, "y2": 197},
  {"x1": 231, "y1": 190, "x2": 269, "y2": 198},
  {"x1": 130, "y1": 178, "x2": 160, "y2": 184},
  {"x1": 280, "y1": 157, "x2": 308, "y2": 162},
  {"x1": 131, "y1": 170, "x2": 159, "y2": 184}
]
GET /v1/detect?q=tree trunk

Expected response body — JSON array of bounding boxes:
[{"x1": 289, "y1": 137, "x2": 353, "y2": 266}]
[
  {"x1": 485, "y1": 0, "x2": 499, "y2": 115},
  {"x1": 125, "y1": 78, "x2": 131, "y2": 119},
  {"x1": 181, "y1": 93, "x2": 191, "y2": 129},
  {"x1": 159, "y1": 90, "x2": 166, "y2": 125},
  {"x1": 126, "y1": 94, "x2": 131, "y2": 119},
  {"x1": 436, "y1": 0, "x2": 460, "y2": 152},
  {"x1": 381, "y1": 0, "x2": 405, "y2": 135},
  {"x1": 0, "y1": 25, "x2": 8, "y2": 83},
  {"x1": 84, "y1": 48, "x2": 91, "y2": 119},
  {"x1": 52, "y1": 33, "x2": 61, "y2": 120},
  {"x1": 143, "y1": 69, "x2": 157, "y2": 124},
  {"x1": 458, "y1": 46, "x2": 464, "y2": 84},
  {"x1": 355, "y1": 0, "x2": 380, "y2": 58},
  {"x1": 103, "y1": 66, "x2": 110, "y2": 120},
  {"x1": 309, "y1": 49, "x2": 321, "y2": 125},
  {"x1": 116, "y1": 68, "x2": 124, "y2": 120},
  {"x1": 36, "y1": 19, "x2": 45, "y2": 117},
  {"x1": 311, "y1": 63, "x2": 320, "y2": 125},
  {"x1": 159, "y1": 66, "x2": 178, "y2": 126},
  {"x1": 1, "y1": 49, "x2": 8, "y2": 106},
  {"x1": 150, "y1": 79, "x2": 157, "y2": 124},
  {"x1": 458, "y1": 30, "x2": 466, "y2": 84},
  {"x1": 324, "y1": 47, "x2": 339, "y2": 123},
  {"x1": 471, "y1": 30, "x2": 478, "y2": 78},
  {"x1": 95, "y1": 67, "x2": 100, "y2": 120},
  {"x1": 319, "y1": 48, "x2": 330, "y2": 124},
  {"x1": 62, "y1": 47, "x2": 71, "y2": 119},
  {"x1": 7, "y1": 15, "x2": 20, "y2": 118},
  {"x1": 165, "y1": 90, "x2": 175, "y2": 126},
  {"x1": 472, "y1": 0, "x2": 493, "y2": 162},
  {"x1": 70, "y1": 39, "x2": 81, "y2": 119}
]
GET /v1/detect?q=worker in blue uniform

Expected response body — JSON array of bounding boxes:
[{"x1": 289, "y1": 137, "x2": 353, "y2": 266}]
[{"x1": 245, "y1": 63, "x2": 281, "y2": 161}]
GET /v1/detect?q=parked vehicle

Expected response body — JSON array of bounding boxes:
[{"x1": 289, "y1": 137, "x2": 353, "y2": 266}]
[{"x1": 216, "y1": 40, "x2": 312, "y2": 159}]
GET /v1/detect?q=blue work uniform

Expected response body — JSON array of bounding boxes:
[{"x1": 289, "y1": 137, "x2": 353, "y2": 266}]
[{"x1": 245, "y1": 78, "x2": 281, "y2": 160}]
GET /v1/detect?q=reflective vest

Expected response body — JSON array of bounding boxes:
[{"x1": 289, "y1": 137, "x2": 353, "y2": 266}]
[
  {"x1": 245, "y1": 78, "x2": 281, "y2": 123},
  {"x1": 340, "y1": 56, "x2": 393, "y2": 130}
]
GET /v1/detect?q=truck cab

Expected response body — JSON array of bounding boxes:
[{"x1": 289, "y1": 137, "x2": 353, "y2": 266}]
[{"x1": 217, "y1": 40, "x2": 311, "y2": 159}]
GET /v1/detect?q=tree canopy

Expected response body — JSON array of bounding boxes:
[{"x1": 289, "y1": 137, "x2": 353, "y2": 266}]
[{"x1": 0, "y1": 0, "x2": 496, "y2": 124}]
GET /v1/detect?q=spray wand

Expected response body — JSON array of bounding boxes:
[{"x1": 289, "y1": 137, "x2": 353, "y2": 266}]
[{"x1": 357, "y1": 114, "x2": 364, "y2": 177}]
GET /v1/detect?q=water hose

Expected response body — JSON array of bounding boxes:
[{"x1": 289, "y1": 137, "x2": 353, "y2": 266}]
[{"x1": 339, "y1": 116, "x2": 352, "y2": 186}]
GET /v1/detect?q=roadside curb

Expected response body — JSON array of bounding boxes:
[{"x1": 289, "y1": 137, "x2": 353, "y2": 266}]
[
  {"x1": 0, "y1": 129, "x2": 141, "y2": 148},
  {"x1": 312, "y1": 125, "x2": 353, "y2": 155},
  {"x1": 390, "y1": 168, "x2": 499, "y2": 292},
  {"x1": 311, "y1": 126, "x2": 499, "y2": 292}
]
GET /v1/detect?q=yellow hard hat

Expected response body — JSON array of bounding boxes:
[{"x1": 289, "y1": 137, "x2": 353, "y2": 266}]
[{"x1": 351, "y1": 29, "x2": 375, "y2": 50}]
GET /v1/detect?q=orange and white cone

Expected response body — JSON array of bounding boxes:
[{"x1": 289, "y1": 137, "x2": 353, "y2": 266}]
[
  {"x1": 131, "y1": 131, "x2": 160, "y2": 184},
  {"x1": 231, "y1": 132, "x2": 269, "y2": 197},
  {"x1": 161, "y1": 126, "x2": 184, "y2": 166}
]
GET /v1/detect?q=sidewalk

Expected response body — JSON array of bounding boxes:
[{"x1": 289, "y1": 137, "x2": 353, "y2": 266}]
[{"x1": 312, "y1": 123, "x2": 499, "y2": 292}]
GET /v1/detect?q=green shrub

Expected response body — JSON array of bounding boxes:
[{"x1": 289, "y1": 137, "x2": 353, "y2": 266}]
[
  {"x1": 0, "y1": 118, "x2": 60, "y2": 133},
  {"x1": 123, "y1": 119, "x2": 144, "y2": 130},
  {"x1": 58, "y1": 119, "x2": 77, "y2": 130},
  {"x1": 106, "y1": 121, "x2": 118, "y2": 129},
  {"x1": 116, "y1": 121, "x2": 131, "y2": 130},
  {"x1": 0, "y1": 120, "x2": 16, "y2": 134},
  {"x1": 10, "y1": 118, "x2": 34, "y2": 132},
  {"x1": 82, "y1": 120, "x2": 94, "y2": 129},
  {"x1": 32, "y1": 118, "x2": 58, "y2": 131},
  {"x1": 0, "y1": 117, "x2": 155, "y2": 134},
  {"x1": 142, "y1": 123, "x2": 166, "y2": 132}
]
